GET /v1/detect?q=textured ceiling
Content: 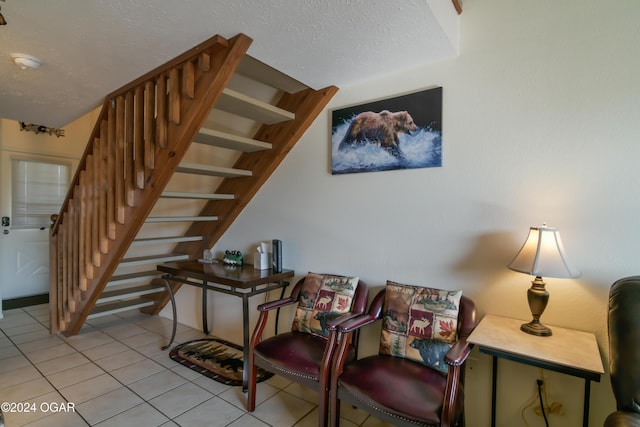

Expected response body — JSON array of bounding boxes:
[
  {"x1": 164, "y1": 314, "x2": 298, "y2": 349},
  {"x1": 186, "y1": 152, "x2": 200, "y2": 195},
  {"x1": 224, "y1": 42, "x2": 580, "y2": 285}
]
[{"x1": 0, "y1": 0, "x2": 459, "y2": 128}]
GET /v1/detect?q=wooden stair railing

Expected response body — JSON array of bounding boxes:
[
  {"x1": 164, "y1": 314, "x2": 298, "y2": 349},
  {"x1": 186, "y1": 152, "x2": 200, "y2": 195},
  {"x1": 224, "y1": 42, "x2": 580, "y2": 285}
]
[
  {"x1": 50, "y1": 34, "x2": 253, "y2": 336},
  {"x1": 50, "y1": 32, "x2": 339, "y2": 337}
]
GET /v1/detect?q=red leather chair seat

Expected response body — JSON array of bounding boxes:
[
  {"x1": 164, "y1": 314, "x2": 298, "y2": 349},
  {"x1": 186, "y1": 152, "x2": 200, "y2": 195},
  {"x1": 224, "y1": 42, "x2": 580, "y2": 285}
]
[
  {"x1": 255, "y1": 331, "x2": 356, "y2": 383},
  {"x1": 338, "y1": 355, "x2": 455, "y2": 425}
]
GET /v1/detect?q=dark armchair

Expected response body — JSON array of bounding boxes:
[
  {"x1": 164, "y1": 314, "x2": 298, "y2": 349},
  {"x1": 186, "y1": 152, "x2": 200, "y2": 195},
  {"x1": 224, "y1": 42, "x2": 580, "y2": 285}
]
[
  {"x1": 604, "y1": 276, "x2": 640, "y2": 427},
  {"x1": 330, "y1": 282, "x2": 477, "y2": 427},
  {"x1": 247, "y1": 273, "x2": 368, "y2": 426}
]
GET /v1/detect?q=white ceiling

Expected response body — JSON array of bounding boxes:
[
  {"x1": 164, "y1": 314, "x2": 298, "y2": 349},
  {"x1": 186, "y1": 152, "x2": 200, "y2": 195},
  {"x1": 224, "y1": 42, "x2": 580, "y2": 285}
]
[{"x1": 0, "y1": 0, "x2": 459, "y2": 128}]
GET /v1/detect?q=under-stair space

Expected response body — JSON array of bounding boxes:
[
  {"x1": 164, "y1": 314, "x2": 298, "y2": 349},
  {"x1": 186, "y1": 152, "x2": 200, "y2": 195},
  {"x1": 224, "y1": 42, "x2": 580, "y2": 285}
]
[{"x1": 50, "y1": 33, "x2": 338, "y2": 336}]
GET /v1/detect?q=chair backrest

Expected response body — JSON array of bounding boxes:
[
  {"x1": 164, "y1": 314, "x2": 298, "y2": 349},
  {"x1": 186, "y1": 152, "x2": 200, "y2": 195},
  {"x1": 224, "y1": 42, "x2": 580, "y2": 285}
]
[
  {"x1": 377, "y1": 281, "x2": 471, "y2": 373},
  {"x1": 362, "y1": 287, "x2": 475, "y2": 340},
  {"x1": 289, "y1": 273, "x2": 368, "y2": 343},
  {"x1": 608, "y1": 276, "x2": 640, "y2": 413},
  {"x1": 458, "y1": 295, "x2": 477, "y2": 340}
]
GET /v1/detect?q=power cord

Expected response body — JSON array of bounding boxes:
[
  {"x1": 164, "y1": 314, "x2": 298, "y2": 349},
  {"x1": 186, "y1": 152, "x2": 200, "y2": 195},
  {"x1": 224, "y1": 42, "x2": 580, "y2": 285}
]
[
  {"x1": 536, "y1": 379, "x2": 550, "y2": 427},
  {"x1": 521, "y1": 371, "x2": 564, "y2": 426}
]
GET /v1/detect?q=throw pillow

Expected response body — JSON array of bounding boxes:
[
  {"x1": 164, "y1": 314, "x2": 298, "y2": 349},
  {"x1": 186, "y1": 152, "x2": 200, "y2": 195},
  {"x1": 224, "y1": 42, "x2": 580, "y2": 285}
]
[
  {"x1": 379, "y1": 280, "x2": 462, "y2": 373},
  {"x1": 292, "y1": 272, "x2": 359, "y2": 337}
]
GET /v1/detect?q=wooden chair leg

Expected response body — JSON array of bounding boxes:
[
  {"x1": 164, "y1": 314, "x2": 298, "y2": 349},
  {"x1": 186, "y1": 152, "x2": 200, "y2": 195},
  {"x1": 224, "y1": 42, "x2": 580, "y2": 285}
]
[
  {"x1": 329, "y1": 395, "x2": 341, "y2": 427},
  {"x1": 318, "y1": 389, "x2": 328, "y2": 427},
  {"x1": 247, "y1": 359, "x2": 257, "y2": 411}
]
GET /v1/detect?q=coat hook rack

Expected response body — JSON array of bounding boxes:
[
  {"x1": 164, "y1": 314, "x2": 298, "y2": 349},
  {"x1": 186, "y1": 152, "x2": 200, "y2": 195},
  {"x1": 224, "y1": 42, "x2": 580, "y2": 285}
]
[{"x1": 19, "y1": 121, "x2": 65, "y2": 137}]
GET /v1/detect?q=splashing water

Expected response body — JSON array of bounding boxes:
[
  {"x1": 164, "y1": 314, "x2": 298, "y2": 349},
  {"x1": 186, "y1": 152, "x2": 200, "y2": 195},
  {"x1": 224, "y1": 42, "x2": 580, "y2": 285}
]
[{"x1": 331, "y1": 122, "x2": 442, "y2": 174}]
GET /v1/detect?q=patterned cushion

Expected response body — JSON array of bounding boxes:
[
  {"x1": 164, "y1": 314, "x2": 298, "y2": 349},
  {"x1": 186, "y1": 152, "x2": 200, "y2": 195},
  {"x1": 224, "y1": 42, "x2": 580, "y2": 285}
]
[
  {"x1": 379, "y1": 280, "x2": 462, "y2": 373},
  {"x1": 292, "y1": 272, "x2": 360, "y2": 337}
]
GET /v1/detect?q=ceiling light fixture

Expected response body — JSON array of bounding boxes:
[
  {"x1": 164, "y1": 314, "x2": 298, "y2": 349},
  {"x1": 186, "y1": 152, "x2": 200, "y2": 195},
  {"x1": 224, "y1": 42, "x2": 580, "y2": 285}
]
[{"x1": 11, "y1": 53, "x2": 42, "y2": 70}]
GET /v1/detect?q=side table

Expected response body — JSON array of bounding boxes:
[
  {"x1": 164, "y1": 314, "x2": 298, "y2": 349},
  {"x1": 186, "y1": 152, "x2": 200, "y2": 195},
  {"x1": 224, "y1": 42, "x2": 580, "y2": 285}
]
[
  {"x1": 157, "y1": 260, "x2": 294, "y2": 391},
  {"x1": 468, "y1": 314, "x2": 604, "y2": 427}
]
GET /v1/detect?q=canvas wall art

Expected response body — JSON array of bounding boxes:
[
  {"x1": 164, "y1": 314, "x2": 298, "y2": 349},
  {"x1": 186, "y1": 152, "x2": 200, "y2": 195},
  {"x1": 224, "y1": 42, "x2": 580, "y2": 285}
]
[{"x1": 331, "y1": 87, "x2": 442, "y2": 174}]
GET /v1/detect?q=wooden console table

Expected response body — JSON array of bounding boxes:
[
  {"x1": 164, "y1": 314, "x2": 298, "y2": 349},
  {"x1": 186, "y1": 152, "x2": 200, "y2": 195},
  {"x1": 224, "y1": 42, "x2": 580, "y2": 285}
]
[
  {"x1": 468, "y1": 314, "x2": 604, "y2": 427},
  {"x1": 157, "y1": 260, "x2": 294, "y2": 391}
]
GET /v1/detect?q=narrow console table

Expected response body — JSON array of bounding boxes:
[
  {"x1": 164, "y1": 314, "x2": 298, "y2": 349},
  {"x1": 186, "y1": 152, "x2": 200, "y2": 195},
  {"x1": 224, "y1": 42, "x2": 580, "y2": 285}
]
[
  {"x1": 157, "y1": 260, "x2": 294, "y2": 391},
  {"x1": 468, "y1": 314, "x2": 604, "y2": 427}
]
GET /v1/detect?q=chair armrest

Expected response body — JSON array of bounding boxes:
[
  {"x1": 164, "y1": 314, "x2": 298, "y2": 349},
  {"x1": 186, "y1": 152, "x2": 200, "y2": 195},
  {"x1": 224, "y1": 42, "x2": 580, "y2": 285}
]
[
  {"x1": 326, "y1": 312, "x2": 366, "y2": 331},
  {"x1": 337, "y1": 313, "x2": 379, "y2": 333},
  {"x1": 444, "y1": 337, "x2": 473, "y2": 366},
  {"x1": 257, "y1": 297, "x2": 298, "y2": 312}
]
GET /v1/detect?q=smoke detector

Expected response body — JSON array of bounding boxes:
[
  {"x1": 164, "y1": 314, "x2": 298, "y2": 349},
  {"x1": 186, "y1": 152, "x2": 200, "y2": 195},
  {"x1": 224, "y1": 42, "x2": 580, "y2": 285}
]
[{"x1": 11, "y1": 53, "x2": 42, "y2": 70}]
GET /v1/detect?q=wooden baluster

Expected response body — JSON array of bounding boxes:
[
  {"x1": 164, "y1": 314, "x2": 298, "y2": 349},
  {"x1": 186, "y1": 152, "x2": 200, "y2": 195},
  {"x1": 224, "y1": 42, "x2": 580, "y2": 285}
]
[
  {"x1": 98, "y1": 124, "x2": 109, "y2": 254},
  {"x1": 107, "y1": 103, "x2": 117, "y2": 239},
  {"x1": 125, "y1": 91, "x2": 136, "y2": 206},
  {"x1": 78, "y1": 169, "x2": 91, "y2": 288},
  {"x1": 198, "y1": 52, "x2": 210, "y2": 71},
  {"x1": 59, "y1": 222, "x2": 68, "y2": 321},
  {"x1": 73, "y1": 187, "x2": 81, "y2": 304},
  {"x1": 49, "y1": 226, "x2": 58, "y2": 333},
  {"x1": 156, "y1": 74, "x2": 168, "y2": 149},
  {"x1": 73, "y1": 182, "x2": 87, "y2": 291},
  {"x1": 56, "y1": 226, "x2": 65, "y2": 327},
  {"x1": 115, "y1": 95, "x2": 126, "y2": 224},
  {"x1": 144, "y1": 80, "x2": 155, "y2": 172},
  {"x1": 92, "y1": 139, "x2": 103, "y2": 265},
  {"x1": 183, "y1": 60, "x2": 195, "y2": 99},
  {"x1": 66, "y1": 205, "x2": 75, "y2": 313},
  {"x1": 134, "y1": 86, "x2": 145, "y2": 189},
  {"x1": 169, "y1": 68, "x2": 180, "y2": 125}
]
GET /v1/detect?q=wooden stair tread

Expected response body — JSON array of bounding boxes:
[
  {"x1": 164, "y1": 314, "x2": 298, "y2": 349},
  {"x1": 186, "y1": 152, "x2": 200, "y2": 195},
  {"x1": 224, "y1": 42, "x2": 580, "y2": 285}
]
[
  {"x1": 161, "y1": 191, "x2": 234, "y2": 200},
  {"x1": 237, "y1": 55, "x2": 309, "y2": 94},
  {"x1": 175, "y1": 162, "x2": 252, "y2": 178},
  {"x1": 109, "y1": 270, "x2": 163, "y2": 284},
  {"x1": 99, "y1": 283, "x2": 165, "y2": 303},
  {"x1": 132, "y1": 235, "x2": 203, "y2": 245},
  {"x1": 145, "y1": 216, "x2": 218, "y2": 223},
  {"x1": 193, "y1": 128, "x2": 271, "y2": 152},
  {"x1": 217, "y1": 87, "x2": 295, "y2": 124},
  {"x1": 88, "y1": 298, "x2": 155, "y2": 318},
  {"x1": 119, "y1": 253, "x2": 189, "y2": 266}
]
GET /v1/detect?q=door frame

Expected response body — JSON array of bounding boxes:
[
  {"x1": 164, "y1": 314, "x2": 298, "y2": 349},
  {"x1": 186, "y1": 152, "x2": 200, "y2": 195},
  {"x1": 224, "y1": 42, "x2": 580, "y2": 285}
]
[{"x1": 0, "y1": 149, "x2": 78, "y2": 308}]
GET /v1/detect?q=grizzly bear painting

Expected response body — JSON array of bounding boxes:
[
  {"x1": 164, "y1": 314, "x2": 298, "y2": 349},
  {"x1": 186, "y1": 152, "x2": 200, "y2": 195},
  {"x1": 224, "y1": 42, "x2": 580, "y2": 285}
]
[
  {"x1": 338, "y1": 110, "x2": 418, "y2": 160},
  {"x1": 331, "y1": 87, "x2": 442, "y2": 175}
]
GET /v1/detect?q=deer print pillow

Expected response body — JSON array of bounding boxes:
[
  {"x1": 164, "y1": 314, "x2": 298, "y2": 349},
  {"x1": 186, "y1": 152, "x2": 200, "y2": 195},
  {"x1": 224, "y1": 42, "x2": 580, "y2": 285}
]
[
  {"x1": 379, "y1": 280, "x2": 462, "y2": 373},
  {"x1": 292, "y1": 272, "x2": 359, "y2": 338}
]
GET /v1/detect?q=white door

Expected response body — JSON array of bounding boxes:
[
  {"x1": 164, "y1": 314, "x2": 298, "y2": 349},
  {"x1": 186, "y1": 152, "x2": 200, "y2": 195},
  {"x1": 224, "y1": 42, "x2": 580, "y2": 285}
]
[{"x1": 0, "y1": 151, "x2": 76, "y2": 303}]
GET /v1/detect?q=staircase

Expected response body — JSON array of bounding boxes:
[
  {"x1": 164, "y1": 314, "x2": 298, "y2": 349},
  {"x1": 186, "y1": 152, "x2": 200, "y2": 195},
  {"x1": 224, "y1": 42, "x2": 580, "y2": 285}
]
[{"x1": 49, "y1": 33, "x2": 338, "y2": 336}]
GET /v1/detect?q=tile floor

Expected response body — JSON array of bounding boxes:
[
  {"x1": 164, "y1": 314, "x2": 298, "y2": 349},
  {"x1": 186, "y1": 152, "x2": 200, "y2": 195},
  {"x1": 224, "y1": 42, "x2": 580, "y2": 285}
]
[{"x1": 0, "y1": 304, "x2": 393, "y2": 427}]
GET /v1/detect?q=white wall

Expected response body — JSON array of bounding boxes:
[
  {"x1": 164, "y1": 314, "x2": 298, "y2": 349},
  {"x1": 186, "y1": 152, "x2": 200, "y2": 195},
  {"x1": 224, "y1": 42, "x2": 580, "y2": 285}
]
[{"x1": 168, "y1": 1, "x2": 640, "y2": 425}]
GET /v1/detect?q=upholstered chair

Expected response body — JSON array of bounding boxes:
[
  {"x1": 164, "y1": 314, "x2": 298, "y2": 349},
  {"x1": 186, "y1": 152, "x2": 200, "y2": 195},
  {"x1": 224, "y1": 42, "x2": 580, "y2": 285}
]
[
  {"x1": 604, "y1": 276, "x2": 640, "y2": 427},
  {"x1": 329, "y1": 281, "x2": 477, "y2": 427},
  {"x1": 247, "y1": 273, "x2": 368, "y2": 426}
]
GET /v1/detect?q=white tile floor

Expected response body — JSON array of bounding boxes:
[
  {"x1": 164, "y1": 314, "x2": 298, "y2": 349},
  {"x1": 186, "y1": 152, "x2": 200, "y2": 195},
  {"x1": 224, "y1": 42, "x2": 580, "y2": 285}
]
[{"x1": 0, "y1": 304, "x2": 394, "y2": 427}]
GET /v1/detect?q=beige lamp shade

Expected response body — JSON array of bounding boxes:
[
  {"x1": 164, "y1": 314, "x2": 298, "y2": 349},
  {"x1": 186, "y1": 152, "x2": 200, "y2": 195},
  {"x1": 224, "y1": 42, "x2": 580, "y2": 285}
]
[{"x1": 508, "y1": 225, "x2": 580, "y2": 279}]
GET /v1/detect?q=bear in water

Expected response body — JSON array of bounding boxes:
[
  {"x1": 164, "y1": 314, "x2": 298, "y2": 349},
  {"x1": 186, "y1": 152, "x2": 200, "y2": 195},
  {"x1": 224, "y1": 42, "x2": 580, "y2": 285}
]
[{"x1": 338, "y1": 110, "x2": 418, "y2": 160}]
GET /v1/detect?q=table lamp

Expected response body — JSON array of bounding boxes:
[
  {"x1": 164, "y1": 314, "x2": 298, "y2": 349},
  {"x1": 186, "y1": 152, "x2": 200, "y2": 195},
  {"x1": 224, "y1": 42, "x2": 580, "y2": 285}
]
[{"x1": 508, "y1": 223, "x2": 580, "y2": 336}]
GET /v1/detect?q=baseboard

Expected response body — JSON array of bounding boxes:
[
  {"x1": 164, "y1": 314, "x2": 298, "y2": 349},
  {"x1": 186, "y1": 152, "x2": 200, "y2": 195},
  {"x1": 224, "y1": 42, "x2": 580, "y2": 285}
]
[{"x1": 2, "y1": 293, "x2": 49, "y2": 310}]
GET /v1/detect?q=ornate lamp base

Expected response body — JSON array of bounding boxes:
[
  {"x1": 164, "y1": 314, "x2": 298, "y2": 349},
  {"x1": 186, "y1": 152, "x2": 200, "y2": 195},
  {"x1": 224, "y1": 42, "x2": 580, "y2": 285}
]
[
  {"x1": 521, "y1": 319, "x2": 552, "y2": 336},
  {"x1": 521, "y1": 276, "x2": 553, "y2": 337}
]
